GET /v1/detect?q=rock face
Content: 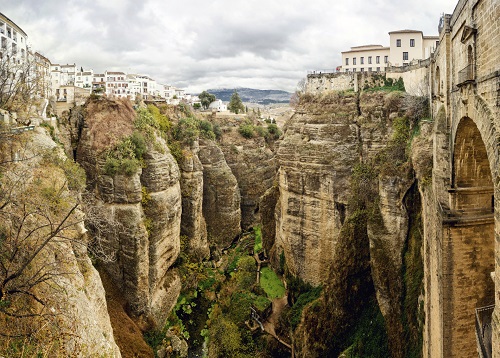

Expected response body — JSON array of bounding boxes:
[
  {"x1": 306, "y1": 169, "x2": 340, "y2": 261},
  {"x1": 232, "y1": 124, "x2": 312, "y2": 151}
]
[
  {"x1": 274, "y1": 93, "x2": 361, "y2": 285},
  {"x1": 0, "y1": 128, "x2": 121, "y2": 357},
  {"x1": 367, "y1": 174, "x2": 413, "y2": 358},
  {"x1": 178, "y1": 141, "x2": 210, "y2": 259},
  {"x1": 218, "y1": 134, "x2": 277, "y2": 229},
  {"x1": 74, "y1": 100, "x2": 181, "y2": 325},
  {"x1": 276, "y1": 91, "x2": 426, "y2": 357},
  {"x1": 198, "y1": 139, "x2": 241, "y2": 247}
]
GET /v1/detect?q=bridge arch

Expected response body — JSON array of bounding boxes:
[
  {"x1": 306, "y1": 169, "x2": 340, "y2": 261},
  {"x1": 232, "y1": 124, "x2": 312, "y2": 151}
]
[{"x1": 444, "y1": 104, "x2": 498, "y2": 356}]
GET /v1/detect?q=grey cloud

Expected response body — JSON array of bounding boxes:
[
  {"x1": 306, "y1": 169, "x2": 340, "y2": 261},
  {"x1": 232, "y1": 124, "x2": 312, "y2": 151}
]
[{"x1": 1, "y1": 0, "x2": 456, "y2": 92}]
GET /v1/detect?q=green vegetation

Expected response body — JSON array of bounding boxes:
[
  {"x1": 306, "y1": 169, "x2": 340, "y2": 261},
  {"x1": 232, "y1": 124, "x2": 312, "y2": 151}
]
[
  {"x1": 198, "y1": 90, "x2": 216, "y2": 110},
  {"x1": 283, "y1": 274, "x2": 323, "y2": 330},
  {"x1": 238, "y1": 120, "x2": 279, "y2": 140},
  {"x1": 172, "y1": 116, "x2": 216, "y2": 145},
  {"x1": 338, "y1": 298, "x2": 390, "y2": 358},
  {"x1": 267, "y1": 123, "x2": 281, "y2": 139},
  {"x1": 401, "y1": 184, "x2": 424, "y2": 358},
  {"x1": 364, "y1": 76, "x2": 406, "y2": 92},
  {"x1": 104, "y1": 131, "x2": 146, "y2": 176},
  {"x1": 238, "y1": 122, "x2": 255, "y2": 138},
  {"x1": 259, "y1": 267, "x2": 285, "y2": 299},
  {"x1": 228, "y1": 91, "x2": 245, "y2": 114},
  {"x1": 253, "y1": 225, "x2": 262, "y2": 253}
]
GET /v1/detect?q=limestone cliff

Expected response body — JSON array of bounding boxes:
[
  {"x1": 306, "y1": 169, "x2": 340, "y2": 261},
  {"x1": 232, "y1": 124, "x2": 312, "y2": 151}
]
[
  {"x1": 73, "y1": 98, "x2": 181, "y2": 325},
  {"x1": 178, "y1": 141, "x2": 210, "y2": 259},
  {"x1": 198, "y1": 138, "x2": 241, "y2": 248},
  {"x1": 274, "y1": 92, "x2": 361, "y2": 286},
  {"x1": 218, "y1": 130, "x2": 277, "y2": 229},
  {"x1": 0, "y1": 128, "x2": 120, "y2": 357},
  {"x1": 274, "y1": 91, "x2": 427, "y2": 357}
]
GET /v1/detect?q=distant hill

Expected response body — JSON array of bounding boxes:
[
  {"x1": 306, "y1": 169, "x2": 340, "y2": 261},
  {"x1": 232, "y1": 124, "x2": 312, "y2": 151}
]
[{"x1": 206, "y1": 88, "x2": 292, "y2": 105}]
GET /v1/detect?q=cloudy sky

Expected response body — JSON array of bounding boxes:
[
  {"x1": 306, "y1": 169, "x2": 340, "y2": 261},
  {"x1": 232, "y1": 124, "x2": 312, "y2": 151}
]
[{"x1": 1, "y1": 0, "x2": 456, "y2": 93}]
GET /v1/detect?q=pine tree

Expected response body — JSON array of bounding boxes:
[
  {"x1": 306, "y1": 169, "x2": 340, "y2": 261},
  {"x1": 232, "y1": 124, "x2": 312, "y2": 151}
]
[{"x1": 228, "y1": 91, "x2": 244, "y2": 114}]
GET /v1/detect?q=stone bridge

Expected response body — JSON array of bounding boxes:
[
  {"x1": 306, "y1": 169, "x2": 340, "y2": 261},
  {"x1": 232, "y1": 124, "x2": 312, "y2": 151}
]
[{"x1": 424, "y1": 0, "x2": 499, "y2": 357}]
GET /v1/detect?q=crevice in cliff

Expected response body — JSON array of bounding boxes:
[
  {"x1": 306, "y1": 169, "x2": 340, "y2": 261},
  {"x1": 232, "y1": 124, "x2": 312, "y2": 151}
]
[{"x1": 400, "y1": 181, "x2": 424, "y2": 358}]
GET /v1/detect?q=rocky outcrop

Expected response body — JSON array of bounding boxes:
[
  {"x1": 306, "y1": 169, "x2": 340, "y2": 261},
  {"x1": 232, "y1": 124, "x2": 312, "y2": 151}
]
[
  {"x1": 274, "y1": 92, "x2": 406, "y2": 286},
  {"x1": 178, "y1": 141, "x2": 210, "y2": 260},
  {"x1": 74, "y1": 99, "x2": 181, "y2": 325},
  {"x1": 367, "y1": 173, "x2": 413, "y2": 358},
  {"x1": 274, "y1": 93, "x2": 361, "y2": 285},
  {"x1": 218, "y1": 134, "x2": 277, "y2": 229},
  {"x1": 260, "y1": 184, "x2": 279, "y2": 255},
  {"x1": 0, "y1": 128, "x2": 121, "y2": 357},
  {"x1": 198, "y1": 139, "x2": 241, "y2": 248}
]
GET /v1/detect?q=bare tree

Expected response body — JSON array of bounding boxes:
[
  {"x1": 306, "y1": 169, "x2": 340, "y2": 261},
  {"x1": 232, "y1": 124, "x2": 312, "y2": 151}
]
[
  {"x1": 290, "y1": 77, "x2": 307, "y2": 108},
  {"x1": 0, "y1": 52, "x2": 48, "y2": 117}
]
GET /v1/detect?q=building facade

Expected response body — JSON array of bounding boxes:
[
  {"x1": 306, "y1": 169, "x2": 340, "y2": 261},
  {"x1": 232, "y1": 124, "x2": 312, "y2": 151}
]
[
  {"x1": 0, "y1": 12, "x2": 28, "y2": 62},
  {"x1": 388, "y1": 30, "x2": 439, "y2": 67},
  {"x1": 341, "y1": 29, "x2": 438, "y2": 72},
  {"x1": 342, "y1": 45, "x2": 389, "y2": 72}
]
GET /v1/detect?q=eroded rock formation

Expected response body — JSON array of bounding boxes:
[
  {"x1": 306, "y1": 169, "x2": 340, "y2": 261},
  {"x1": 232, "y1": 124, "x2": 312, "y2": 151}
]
[{"x1": 198, "y1": 138, "x2": 241, "y2": 248}]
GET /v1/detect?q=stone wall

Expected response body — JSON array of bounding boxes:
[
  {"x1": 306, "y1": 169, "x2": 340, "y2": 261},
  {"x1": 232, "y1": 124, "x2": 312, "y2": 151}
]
[
  {"x1": 306, "y1": 72, "x2": 354, "y2": 94},
  {"x1": 424, "y1": 0, "x2": 500, "y2": 357}
]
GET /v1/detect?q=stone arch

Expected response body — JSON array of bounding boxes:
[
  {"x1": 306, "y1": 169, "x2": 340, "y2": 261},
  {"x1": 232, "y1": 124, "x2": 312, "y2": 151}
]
[
  {"x1": 450, "y1": 95, "x2": 500, "y2": 185},
  {"x1": 444, "y1": 112, "x2": 496, "y2": 357},
  {"x1": 452, "y1": 117, "x2": 492, "y2": 189}
]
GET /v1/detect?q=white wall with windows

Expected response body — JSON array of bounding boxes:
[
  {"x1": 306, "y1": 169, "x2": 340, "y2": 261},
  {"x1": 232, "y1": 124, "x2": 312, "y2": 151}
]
[
  {"x1": 341, "y1": 29, "x2": 438, "y2": 72},
  {"x1": 342, "y1": 45, "x2": 390, "y2": 73},
  {"x1": 0, "y1": 13, "x2": 28, "y2": 62}
]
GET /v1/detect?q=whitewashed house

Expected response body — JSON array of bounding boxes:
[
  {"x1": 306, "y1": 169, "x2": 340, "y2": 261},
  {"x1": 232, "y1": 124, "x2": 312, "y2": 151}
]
[{"x1": 208, "y1": 99, "x2": 227, "y2": 112}]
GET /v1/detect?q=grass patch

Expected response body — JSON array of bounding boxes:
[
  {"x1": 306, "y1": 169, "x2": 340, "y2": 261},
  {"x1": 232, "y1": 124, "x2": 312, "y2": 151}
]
[{"x1": 259, "y1": 267, "x2": 285, "y2": 299}]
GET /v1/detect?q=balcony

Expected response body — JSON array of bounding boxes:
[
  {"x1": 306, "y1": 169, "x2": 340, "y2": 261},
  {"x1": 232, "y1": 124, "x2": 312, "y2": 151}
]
[
  {"x1": 475, "y1": 304, "x2": 494, "y2": 358},
  {"x1": 458, "y1": 64, "x2": 475, "y2": 86}
]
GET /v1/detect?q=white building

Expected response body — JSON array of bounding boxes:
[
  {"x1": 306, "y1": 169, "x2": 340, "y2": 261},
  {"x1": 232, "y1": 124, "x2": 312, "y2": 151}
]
[
  {"x1": 388, "y1": 30, "x2": 439, "y2": 67},
  {"x1": 75, "y1": 69, "x2": 94, "y2": 89},
  {"x1": 0, "y1": 12, "x2": 28, "y2": 62},
  {"x1": 105, "y1": 71, "x2": 128, "y2": 98},
  {"x1": 341, "y1": 29, "x2": 439, "y2": 72},
  {"x1": 92, "y1": 73, "x2": 106, "y2": 92},
  {"x1": 342, "y1": 45, "x2": 389, "y2": 73},
  {"x1": 208, "y1": 99, "x2": 227, "y2": 112}
]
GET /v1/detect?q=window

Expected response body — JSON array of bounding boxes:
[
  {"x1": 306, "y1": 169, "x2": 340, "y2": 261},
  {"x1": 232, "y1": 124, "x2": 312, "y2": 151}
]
[
  {"x1": 436, "y1": 40, "x2": 439, "y2": 47},
  {"x1": 361, "y1": 68, "x2": 364, "y2": 72},
  {"x1": 376, "y1": 56, "x2": 380, "y2": 64},
  {"x1": 384, "y1": 56, "x2": 388, "y2": 63},
  {"x1": 368, "y1": 67, "x2": 372, "y2": 72},
  {"x1": 376, "y1": 67, "x2": 381, "y2": 72},
  {"x1": 353, "y1": 68, "x2": 356, "y2": 72},
  {"x1": 396, "y1": 39, "x2": 401, "y2": 47},
  {"x1": 368, "y1": 56, "x2": 372, "y2": 64},
  {"x1": 346, "y1": 58, "x2": 349, "y2": 65},
  {"x1": 353, "y1": 57, "x2": 356, "y2": 65},
  {"x1": 410, "y1": 39, "x2": 415, "y2": 47},
  {"x1": 403, "y1": 52, "x2": 408, "y2": 61},
  {"x1": 360, "y1": 57, "x2": 364, "y2": 64}
]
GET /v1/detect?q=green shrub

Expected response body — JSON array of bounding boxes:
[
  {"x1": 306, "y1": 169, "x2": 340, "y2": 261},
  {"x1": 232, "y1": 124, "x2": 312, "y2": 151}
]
[
  {"x1": 103, "y1": 131, "x2": 145, "y2": 176},
  {"x1": 267, "y1": 123, "x2": 281, "y2": 139},
  {"x1": 168, "y1": 141, "x2": 183, "y2": 164},
  {"x1": 239, "y1": 123, "x2": 254, "y2": 138},
  {"x1": 254, "y1": 126, "x2": 268, "y2": 138},
  {"x1": 288, "y1": 286, "x2": 322, "y2": 329}
]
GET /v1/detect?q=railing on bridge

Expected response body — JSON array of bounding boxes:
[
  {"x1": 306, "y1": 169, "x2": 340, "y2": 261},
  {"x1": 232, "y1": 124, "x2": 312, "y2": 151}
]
[
  {"x1": 475, "y1": 304, "x2": 494, "y2": 358},
  {"x1": 458, "y1": 64, "x2": 475, "y2": 86}
]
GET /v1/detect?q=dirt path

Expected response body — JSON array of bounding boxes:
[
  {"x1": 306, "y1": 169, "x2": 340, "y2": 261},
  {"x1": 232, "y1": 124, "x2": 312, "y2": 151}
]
[{"x1": 262, "y1": 295, "x2": 292, "y2": 350}]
